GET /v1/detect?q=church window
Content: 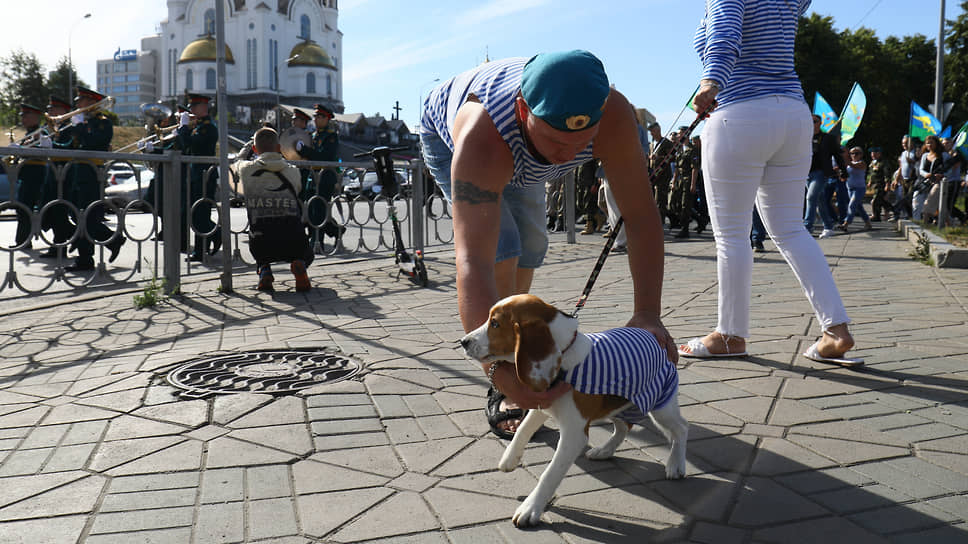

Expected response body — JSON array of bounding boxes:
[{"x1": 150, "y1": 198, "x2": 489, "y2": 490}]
[
  {"x1": 206, "y1": 68, "x2": 216, "y2": 89},
  {"x1": 307, "y1": 73, "x2": 316, "y2": 94},
  {"x1": 204, "y1": 9, "x2": 216, "y2": 35},
  {"x1": 186, "y1": 69, "x2": 194, "y2": 90},
  {"x1": 300, "y1": 15, "x2": 311, "y2": 40}
]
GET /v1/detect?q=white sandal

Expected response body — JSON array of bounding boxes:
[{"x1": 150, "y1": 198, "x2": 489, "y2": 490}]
[
  {"x1": 802, "y1": 341, "x2": 864, "y2": 367},
  {"x1": 677, "y1": 337, "x2": 748, "y2": 359}
]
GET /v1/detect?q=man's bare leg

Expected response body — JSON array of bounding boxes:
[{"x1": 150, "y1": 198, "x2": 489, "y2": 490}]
[{"x1": 491, "y1": 258, "x2": 531, "y2": 435}]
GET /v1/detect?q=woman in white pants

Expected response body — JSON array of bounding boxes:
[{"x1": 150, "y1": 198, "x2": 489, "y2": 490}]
[{"x1": 678, "y1": 0, "x2": 861, "y2": 365}]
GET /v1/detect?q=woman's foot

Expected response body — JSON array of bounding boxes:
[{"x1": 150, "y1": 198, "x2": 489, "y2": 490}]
[
  {"x1": 814, "y1": 324, "x2": 854, "y2": 359},
  {"x1": 679, "y1": 331, "x2": 747, "y2": 357}
]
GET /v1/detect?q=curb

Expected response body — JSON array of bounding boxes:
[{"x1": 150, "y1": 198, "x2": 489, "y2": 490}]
[{"x1": 895, "y1": 219, "x2": 968, "y2": 268}]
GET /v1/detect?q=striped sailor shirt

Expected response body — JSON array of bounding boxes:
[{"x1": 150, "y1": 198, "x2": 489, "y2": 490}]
[
  {"x1": 420, "y1": 58, "x2": 595, "y2": 188},
  {"x1": 694, "y1": 0, "x2": 811, "y2": 108},
  {"x1": 566, "y1": 328, "x2": 679, "y2": 425}
]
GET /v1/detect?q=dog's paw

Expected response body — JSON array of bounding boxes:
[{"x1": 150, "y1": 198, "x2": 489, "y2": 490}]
[
  {"x1": 585, "y1": 445, "x2": 616, "y2": 460},
  {"x1": 498, "y1": 451, "x2": 522, "y2": 472},
  {"x1": 665, "y1": 450, "x2": 687, "y2": 479},
  {"x1": 511, "y1": 498, "x2": 544, "y2": 528}
]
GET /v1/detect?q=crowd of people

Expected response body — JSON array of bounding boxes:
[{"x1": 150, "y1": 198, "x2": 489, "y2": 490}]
[{"x1": 3, "y1": 90, "x2": 349, "y2": 291}]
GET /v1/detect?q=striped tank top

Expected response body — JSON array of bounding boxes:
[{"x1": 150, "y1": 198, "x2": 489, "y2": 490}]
[
  {"x1": 694, "y1": 0, "x2": 810, "y2": 108},
  {"x1": 420, "y1": 58, "x2": 595, "y2": 188},
  {"x1": 566, "y1": 328, "x2": 679, "y2": 424}
]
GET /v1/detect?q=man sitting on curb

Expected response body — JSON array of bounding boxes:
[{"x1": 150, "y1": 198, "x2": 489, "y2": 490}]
[{"x1": 236, "y1": 127, "x2": 313, "y2": 292}]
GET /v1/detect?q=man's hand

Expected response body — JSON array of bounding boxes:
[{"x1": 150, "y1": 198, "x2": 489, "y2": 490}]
[
  {"x1": 627, "y1": 311, "x2": 678, "y2": 363},
  {"x1": 491, "y1": 363, "x2": 572, "y2": 411}
]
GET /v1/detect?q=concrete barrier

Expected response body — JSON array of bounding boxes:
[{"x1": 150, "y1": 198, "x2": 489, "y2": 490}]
[{"x1": 896, "y1": 219, "x2": 968, "y2": 268}]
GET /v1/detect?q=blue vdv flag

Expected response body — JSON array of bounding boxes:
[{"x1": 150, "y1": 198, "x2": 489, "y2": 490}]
[
  {"x1": 813, "y1": 92, "x2": 838, "y2": 133},
  {"x1": 910, "y1": 101, "x2": 942, "y2": 140}
]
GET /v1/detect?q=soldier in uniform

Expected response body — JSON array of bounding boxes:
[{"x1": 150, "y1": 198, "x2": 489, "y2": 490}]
[
  {"x1": 54, "y1": 87, "x2": 124, "y2": 271},
  {"x1": 300, "y1": 104, "x2": 344, "y2": 244},
  {"x1": 10, "y1": 104, "x2": 51, "y2": 249},
  {"x1": 142, "y1": 111, "x2": 185, "y2": 250},
  {"x1": 671, "y1": 132, "x2": 698, "y2": 239},
  {"x1": 39, "y1": 96, "x2": 74, "y2": 259},
  {"x1": 648, "y1": 122, "x2": 674, "y2": 229},
  {"x1": 178, "y1": 94, "x2": 220, "y2": 261},
  {"x1": 866, "y1": 146, "x2": 889, "y2": 222}
]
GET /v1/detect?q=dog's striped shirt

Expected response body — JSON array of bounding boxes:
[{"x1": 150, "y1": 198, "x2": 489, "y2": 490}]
[
  {"x1": 566, "y1": 328, "x2": 678, "y2": 424},
  {"x1": 419, "y1": 57, "x2": 594, "y2": 189}
]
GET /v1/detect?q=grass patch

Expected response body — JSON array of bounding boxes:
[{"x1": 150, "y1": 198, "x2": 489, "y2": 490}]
[
  {"x1": 134, "y1": 275, "x2": 179, "y2": 309},
  {"x1": 908, "y1": 231, "x2": 935, "y2": 266},
  {"x1": 922, "y1": 222, "x2": 968, "y2": 248}
]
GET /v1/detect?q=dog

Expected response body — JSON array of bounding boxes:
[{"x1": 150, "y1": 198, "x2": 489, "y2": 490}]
[{"x1": 460, "y1": 294, "x2": 688, "y2": 527}]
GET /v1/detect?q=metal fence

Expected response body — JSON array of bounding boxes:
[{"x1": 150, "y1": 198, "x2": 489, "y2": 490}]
[{"x1": 0, "y1": 145, "x2": 454, "y2": 298}]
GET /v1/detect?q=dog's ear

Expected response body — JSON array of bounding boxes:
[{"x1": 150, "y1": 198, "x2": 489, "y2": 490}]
[{"x1": 513, "y1": 319, "x2": 562, "y2": 392}]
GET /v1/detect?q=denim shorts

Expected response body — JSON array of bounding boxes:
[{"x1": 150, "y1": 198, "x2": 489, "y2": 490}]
[{"x1": 420, "y1": 130, "x2": 548, "y2": 268}]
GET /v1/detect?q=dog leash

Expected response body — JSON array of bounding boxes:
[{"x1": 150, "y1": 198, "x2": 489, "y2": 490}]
[{"x1": 572, "y1": 106, "x2": 710, "y2": 318}]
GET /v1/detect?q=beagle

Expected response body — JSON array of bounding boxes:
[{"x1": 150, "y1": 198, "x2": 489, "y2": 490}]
[{"x1": 460, "y1": 294, "x2": 688, "y2": 527}]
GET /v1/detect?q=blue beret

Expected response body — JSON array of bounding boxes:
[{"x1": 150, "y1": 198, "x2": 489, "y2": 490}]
[{"x1": 521, "y1": 50, "x2": 609, "y2": 132}]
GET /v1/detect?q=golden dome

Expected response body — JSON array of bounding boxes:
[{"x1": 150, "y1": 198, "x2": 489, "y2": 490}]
[
  {"x1": 178, "y1": 35, "x2": 235, "y2": 64},
  {"x1": 288, "y1": 40, "x2": 336, "y2": 70}
]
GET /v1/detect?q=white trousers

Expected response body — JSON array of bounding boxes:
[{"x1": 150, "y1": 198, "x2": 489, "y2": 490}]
[
  {"x1": 701, "y1": 95, "x2": 850, "y2": 338},
  {"x1": 601, "y1": 179, "x2": 627, "y2": 247}
]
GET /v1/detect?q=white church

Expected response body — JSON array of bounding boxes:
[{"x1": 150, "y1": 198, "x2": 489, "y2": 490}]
[{"x1": 158, "y1": 0, "x2": 343, "y2": 118}]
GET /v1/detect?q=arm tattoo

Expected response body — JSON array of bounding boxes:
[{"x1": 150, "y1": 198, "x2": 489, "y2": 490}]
[{"x1": 453, "y1": 179, "x2": 499, "y2": 204}]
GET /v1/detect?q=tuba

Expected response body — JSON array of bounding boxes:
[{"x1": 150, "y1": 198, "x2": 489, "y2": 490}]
[{"x1": 280, "y1": 126, "x2": 312, "y2": 161}]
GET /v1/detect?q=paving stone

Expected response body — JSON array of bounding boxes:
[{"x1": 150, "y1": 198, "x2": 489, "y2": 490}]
[
  {"x1": 19, "y1": 424, "x2": 68, "y2": 449},
  {"x1": 248, "y1": 497, "x2": 299, "y2": 540},
  {"x1": 62, "y1": 420, "x2": 109, "y2": 445},
  {"x1": 384, "y1": 417, "x2": 428, "y2": 444},
  {"x1": 199, "y1": 467, "x2": 244, "y2": 503},
  {"x1": 650, "y1": 471, "x2": 740, "y2": 520},
  {"x1": 730, "y1": 476, "x2": 830, "y2": 526},
  {"x1": 102, "y1": 415, "x2": 186, "y2": 441},
  {"x1": 194, "y1": 501, "x2": 245, "y2": 543},
  {"x1": 90, "y1": 506, "x2": 195, "y2": 534},
  {"x1": 205, "y1": 436, "x2": 299, "y2": 468},
  {"x1": 310, "y1": 445, "x2": 405, "y2": 478},
  {"x1": 370, "y1": 395, "x2": 412, "y2": 418},
  {"x1": 691, "y1": 522, "x2": 748, "y2": 544},
  {"x1": 229, "y1": 423, "x2": 314, "y2": 455},
  {"x1": 853, "y1": 457, "x2": 968, "y2": 498},
  {"x1": 106, "y1": 440, "x2": 204, "y2": 476},
  {"x1": 246, "y1": 464, "x2": 292, "y2": 499},
  {"x1": 291, "y1": 459, "x2": 390, "y2": 495},
  {"x1": 0, "y1": 406, "x2": 49, "y2": 429},
  {"x1": 0, "y1": 474, "x2": 106, "y2": 520},
  {"x1": 89, "y1": 436, "x2": 184, "y2": 472},
  {"x1": 752, "y1": 516, "x2": 889, "y2": 544},
  {"x1": 42, "y1": 442, "x2": 97, "y2": 473},
  {"x1": 365, "y1": 373, "x2": 438, "y2": 395},
  {"x1": 0, "y1": 447, "x2": 51, "y2": 476},
  {"x1": 775, "y1": 467, "x2": 875, "y2": 495},
  {"x1": 211, "y1": 393, "x2": 274, "y2": 425},
  {"x1": 227, "y1": 396, "x2": 305, "y2": 428},
  {"x1": 311, "y1": 417, "x2": 384, "y2": 436},
  {"x1": 424, "y1": 486, "x2": 527, "y2": 528},
  {"x1": 84, "y1": 528, "x2": 194, "y2": 544},
  {"x1": 332, "y1": 491, "x2": 440, "y2": 541},
  {"x1": 108, "y1": 471, "x2": 199, "y2": 493},
  {"x1": 313, "y1": 431, "x2": 389, "y2": 451},
  {"x1": 848, "y1": 501, "x2": 961, "y2": 535},
  {"x1": 432, "y1": 439, "x2": 506, "y2": 477},
  {"x1": 0, "y1": 515, "x2": 88, "y2": 544},
  {"x1": 750, "y1": 437, "x2": 839, "y2": 475},
  {"x1": 304, "y1": 392, "x2": 372, "y2": 408},
  {"x1": 132, "y1": 400, "x2": 208, "y2": 428},
  {"x1": 296, "y1": 488, "x2": 393, "y2": 538},
  {"x1": 307, "y1": 404, "x2": 379, "y2": 421},
  {"x1": 100, "y1": 488, "x2": 197, "y2": 512},
  {"x1": 184, "y1": 424, "x2": 230, "y2": 442},
  {"x1": 388, "y1": 471, "x2": 441, "y2": 493},
  {"x1": 76, "y1": 388, "x2": 145, "y2": 413},
  {"x1": 889, "y1": 523, "x2": 968, "y2": 544}
]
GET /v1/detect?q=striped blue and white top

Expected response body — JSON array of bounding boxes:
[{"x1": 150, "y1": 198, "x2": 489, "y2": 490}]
[
  {"x1": 694, "y1": 0, "x2": 810, "y2": 108},
  {"x1": 420, "y1": 58, "x2": 595, "y2": 188},
  {"x1": 566, "y1": 328, "x2": 679, "y2": 424}
]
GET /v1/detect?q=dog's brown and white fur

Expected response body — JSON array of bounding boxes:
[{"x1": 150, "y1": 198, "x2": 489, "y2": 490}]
[{"x1": 461, "y1": 294, "x2": 688, "y2": 527}]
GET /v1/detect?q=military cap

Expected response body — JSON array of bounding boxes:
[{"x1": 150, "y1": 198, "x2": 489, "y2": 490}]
[
  {"x1": 313, "y1": 104, "x2": 334, "y2": 119},
  {"x1": 20, "y1": 104, "x2": 44, "y2": 115},
  {"x1": 74, "y1": 86, "x2": 105, "y2": 103},
  {"x1": 292, "y1": 107, "x2": 311, "y2": 121},
  {"x1": 48, "y1": 96, "x2": 71, "y2": 111},
  {"x1": 520, "y1": 50, "x2": 610, "y2": 132},
  {"x1": 186, "y1": 94, "x2": 211, "y2": 109},
  {"x1": 869, "y1": 146, "x2": 882, "y2": 152}
]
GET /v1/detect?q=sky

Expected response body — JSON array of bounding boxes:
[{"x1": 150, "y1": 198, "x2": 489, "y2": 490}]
[{"x1": 0, "y1": 0, "x2": 961, "y2": 133}]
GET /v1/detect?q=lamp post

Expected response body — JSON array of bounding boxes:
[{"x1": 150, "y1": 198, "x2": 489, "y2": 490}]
[
  {"x1": 274, "y1": 54, "x2": 300, "y2": 127},
  {"x1": 68, "y1": 13, "x2": 92, "y2": 98}
]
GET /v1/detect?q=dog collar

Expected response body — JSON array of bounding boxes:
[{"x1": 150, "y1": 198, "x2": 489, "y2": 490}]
[
  {"x1": 546, "y1": 331, "x2": 578, "y2": 390},
  {"x1": 562, "y1": 330, "x2": 578, "y2": 355}
]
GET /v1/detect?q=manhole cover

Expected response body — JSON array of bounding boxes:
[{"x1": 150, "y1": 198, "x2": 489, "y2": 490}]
[{"x1": 166, "y1": 348, "x2": 362, "y2": 398}]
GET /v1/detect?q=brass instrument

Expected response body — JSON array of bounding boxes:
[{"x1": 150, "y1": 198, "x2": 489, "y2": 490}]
[
  {"x1": 46, "y1": 96, "x2": 115, "y2": 130},
  {"x1": 280, "y1": 126, "x2": 312, "y2": 161},
  {"x1": 116, "y1": 124, "x2": 180, "y2": 153}
]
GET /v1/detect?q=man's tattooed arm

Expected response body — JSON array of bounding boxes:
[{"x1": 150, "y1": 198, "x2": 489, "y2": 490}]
[{"x1": 453, "y1": 179, "x2": 499, "y2": 204}]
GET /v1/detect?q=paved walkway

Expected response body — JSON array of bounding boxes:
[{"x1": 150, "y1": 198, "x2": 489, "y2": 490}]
[{"x1": 0, "y1": 225, "x2": 965, "y2": 543}]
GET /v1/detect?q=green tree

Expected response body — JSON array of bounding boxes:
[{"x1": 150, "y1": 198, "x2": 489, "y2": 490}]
[
  {"x1": 46, "y1": 56, "x2": 87, "y2": 103},
  {"x1": 0, "y1": 49, "x2": 48, "y2": 125},
  {"x1": 944, "y1": 1, "x2": 968, "y2": 129}
]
